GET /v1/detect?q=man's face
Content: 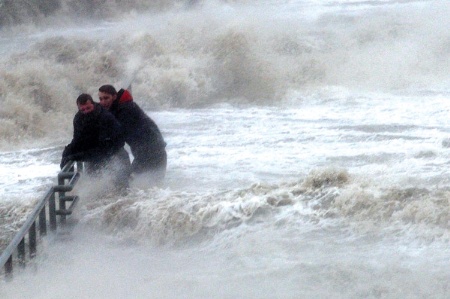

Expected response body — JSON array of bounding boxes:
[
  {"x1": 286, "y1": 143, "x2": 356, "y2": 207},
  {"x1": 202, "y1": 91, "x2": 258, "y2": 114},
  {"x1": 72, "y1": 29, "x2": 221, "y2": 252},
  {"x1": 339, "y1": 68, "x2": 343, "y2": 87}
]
[
  {"x1": 98, "y1": 92, "x2": 116, "y2": 110},
  {"x1": 78, "y1": 101, "x2": 95, "y2": 114}
]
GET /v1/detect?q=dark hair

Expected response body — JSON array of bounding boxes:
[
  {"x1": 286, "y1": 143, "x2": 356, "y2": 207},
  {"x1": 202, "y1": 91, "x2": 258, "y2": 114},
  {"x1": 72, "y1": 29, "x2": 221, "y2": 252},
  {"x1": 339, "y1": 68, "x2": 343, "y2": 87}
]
[
  {"x1": 99, "y1": 84, "x2": 117, "y2": 96},
  {"x1": 76, "y1": 93, "x2": 94, "y2": 105}
]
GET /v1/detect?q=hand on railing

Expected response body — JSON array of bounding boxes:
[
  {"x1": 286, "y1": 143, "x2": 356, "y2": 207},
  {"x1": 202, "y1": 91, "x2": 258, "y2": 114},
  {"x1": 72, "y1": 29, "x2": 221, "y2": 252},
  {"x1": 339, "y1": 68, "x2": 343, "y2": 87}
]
[{"x1": 60, "y1": 153, "x2": 83, "y2": 169}]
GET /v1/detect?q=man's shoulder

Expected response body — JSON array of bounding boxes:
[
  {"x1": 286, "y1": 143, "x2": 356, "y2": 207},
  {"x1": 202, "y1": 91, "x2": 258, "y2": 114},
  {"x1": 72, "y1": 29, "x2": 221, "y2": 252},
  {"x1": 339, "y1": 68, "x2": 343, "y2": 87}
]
[
  {"x1": 73, "y1": 111, "x2": 84, "y2": 123},
  {"x1": 117, "y1": 101, "x2": 145, "y2": 115},
  {"x1": 99, "y1": 106, "x2": 118, "y2": 120}
]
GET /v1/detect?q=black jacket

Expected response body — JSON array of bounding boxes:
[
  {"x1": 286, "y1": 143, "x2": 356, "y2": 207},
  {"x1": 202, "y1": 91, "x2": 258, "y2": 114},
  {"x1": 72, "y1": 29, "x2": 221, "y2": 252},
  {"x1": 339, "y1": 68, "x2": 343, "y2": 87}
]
[
  {"x1": 111, "y1": 89, "x2": 166, "y2": 171},
  {"x1": 61, "y1": 103, "x2": 126, "y2": 168}
]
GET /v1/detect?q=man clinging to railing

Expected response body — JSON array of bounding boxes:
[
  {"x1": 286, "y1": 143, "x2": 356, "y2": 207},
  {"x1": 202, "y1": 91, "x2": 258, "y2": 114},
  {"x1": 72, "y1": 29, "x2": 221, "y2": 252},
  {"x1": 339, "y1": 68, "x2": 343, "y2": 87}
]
[
  {"x1": 60, "y1": 93, "x2": 131, "y2": 192},
  {"x1": 98, "y1": 85, "x2": 167, "y2": 187}
]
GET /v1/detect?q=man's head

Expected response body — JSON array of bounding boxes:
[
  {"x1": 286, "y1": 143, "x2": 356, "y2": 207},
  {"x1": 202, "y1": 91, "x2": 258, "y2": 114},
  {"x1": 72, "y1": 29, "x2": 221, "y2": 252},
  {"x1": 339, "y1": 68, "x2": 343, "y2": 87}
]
[
  {"x1": 98, "y1": 85, "x2": 117, "y2": 110},
  {"x1": 76, "y1": 93, "x2": 95, "y2": 114}
]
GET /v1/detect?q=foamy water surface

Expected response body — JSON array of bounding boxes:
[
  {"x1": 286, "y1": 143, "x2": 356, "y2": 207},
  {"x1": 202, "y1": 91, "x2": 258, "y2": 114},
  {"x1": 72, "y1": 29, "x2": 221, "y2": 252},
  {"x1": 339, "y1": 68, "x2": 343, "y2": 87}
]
[{"x1": 1, "y1": 0, "x2": 450, "y2": 298}]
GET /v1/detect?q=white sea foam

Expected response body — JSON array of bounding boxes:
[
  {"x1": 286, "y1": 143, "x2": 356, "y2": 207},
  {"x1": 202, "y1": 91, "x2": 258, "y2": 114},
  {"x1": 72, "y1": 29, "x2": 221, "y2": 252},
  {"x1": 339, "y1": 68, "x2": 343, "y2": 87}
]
[
  {"x1": 1, "y1": 0, "x2": 450, "y2": 297},
  {"x1": 0, "y1": 0, "x2": 449, "y2": 148}
]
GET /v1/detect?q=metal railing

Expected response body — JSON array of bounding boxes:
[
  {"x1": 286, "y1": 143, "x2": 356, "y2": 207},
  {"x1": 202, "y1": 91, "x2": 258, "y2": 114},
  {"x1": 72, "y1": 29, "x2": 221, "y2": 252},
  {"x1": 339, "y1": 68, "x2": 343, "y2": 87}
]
[{"x1": 0, "y1": 161, "x2": 83, "y2": 280}]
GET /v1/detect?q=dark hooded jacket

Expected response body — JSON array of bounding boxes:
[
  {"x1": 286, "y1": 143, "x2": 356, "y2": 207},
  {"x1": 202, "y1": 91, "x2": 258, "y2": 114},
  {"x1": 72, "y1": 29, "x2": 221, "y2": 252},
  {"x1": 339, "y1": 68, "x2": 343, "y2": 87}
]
[
  {"x1": 110, "y1": 89, "x2": 167, "y2": 173},
  {"x1": 61, "y1": 103, "x2": 127, "y2": 168}
]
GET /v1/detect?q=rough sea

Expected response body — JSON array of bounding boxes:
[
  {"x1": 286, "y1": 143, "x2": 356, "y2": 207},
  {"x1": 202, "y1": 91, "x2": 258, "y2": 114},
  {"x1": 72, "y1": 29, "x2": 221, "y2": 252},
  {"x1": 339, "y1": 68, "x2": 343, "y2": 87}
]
[{"x1": 1, "y1": 0, "x2": 449, "y2": 298}]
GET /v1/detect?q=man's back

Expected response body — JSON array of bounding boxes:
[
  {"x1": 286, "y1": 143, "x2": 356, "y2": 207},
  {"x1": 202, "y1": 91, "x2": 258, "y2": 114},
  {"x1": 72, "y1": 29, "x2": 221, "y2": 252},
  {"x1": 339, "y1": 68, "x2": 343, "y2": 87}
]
[
  {"x1": 112, "y1": 90, "x2": 166, "y2": 173},
  {"x1": 114, "y1": 98, "x2": 165, "y2": 151},
  {"x1": 98, "y1": 85, "x2": 167, "y2": 183}
]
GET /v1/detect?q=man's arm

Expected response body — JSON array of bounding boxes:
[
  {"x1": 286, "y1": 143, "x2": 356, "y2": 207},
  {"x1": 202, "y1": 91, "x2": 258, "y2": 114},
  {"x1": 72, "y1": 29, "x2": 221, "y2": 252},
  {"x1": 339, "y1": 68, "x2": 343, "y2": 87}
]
[{"x1": 98, "y1": 110, "x2": 126, "y2": 153}]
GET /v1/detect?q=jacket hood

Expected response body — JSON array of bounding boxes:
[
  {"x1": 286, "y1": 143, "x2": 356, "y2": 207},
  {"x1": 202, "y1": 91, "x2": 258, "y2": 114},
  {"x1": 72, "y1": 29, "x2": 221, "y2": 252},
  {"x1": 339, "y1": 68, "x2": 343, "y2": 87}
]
[{"x1": 118, "y1": 89, "x2": 133, "y2": 104}]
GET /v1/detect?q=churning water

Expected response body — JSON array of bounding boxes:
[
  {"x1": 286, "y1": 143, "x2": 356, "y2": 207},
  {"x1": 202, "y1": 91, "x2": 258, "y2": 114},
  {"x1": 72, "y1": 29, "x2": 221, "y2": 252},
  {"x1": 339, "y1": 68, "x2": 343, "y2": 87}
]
[{"x1": 1, "y1": 0, "x2": 450, "y2": 298}]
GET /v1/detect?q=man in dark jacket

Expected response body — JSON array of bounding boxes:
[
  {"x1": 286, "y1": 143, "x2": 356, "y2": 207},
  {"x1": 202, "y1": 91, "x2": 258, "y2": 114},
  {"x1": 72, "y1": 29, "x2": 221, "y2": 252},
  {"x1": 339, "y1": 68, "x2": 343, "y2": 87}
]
[
  {"x1": 98, "y1": 85, "x2": 167, "y2": 185},
  {"x1": 61, "y1": 93, "x2": 131, "y2": 191}
]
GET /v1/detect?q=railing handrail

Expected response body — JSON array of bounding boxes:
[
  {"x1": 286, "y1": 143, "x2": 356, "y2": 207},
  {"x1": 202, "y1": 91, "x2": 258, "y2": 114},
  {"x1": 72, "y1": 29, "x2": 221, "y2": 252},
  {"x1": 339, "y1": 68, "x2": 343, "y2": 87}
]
[
  {"x1": 0, "y1": 160, "x2": 83, "y2": 279},
  {"x1": 0, "y1": 187, "x2": 54, "y2": 267}
]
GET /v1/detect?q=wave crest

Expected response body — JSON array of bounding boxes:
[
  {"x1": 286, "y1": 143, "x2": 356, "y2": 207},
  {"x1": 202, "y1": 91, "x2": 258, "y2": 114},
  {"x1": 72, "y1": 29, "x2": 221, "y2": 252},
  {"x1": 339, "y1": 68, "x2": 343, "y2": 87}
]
[{"x1": 75, "y1": 169, "x2": 450, "y2": 247}]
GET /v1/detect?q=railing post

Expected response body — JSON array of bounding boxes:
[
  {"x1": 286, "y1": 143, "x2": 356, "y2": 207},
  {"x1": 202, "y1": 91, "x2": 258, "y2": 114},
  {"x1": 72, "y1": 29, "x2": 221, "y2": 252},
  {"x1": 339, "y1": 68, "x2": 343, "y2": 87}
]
[
  {"x1": 49, "y1": 191, "x2": 57, "y2": 231},
  {"x1": 39, "y1": 207, "x2": 47, "y2": 236},
  {"x1": 58, "y1": 175, "x2": 67, "y2": 224},
  {"x1": 18, "y1": 239, "x2": 25, "y2": 268},
  {"x1": 29, "y1": 222, "x2": 37, "y2": 259},
  {"x1": 5, "y1": 255, "x2": 13, "y2": 280}
]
